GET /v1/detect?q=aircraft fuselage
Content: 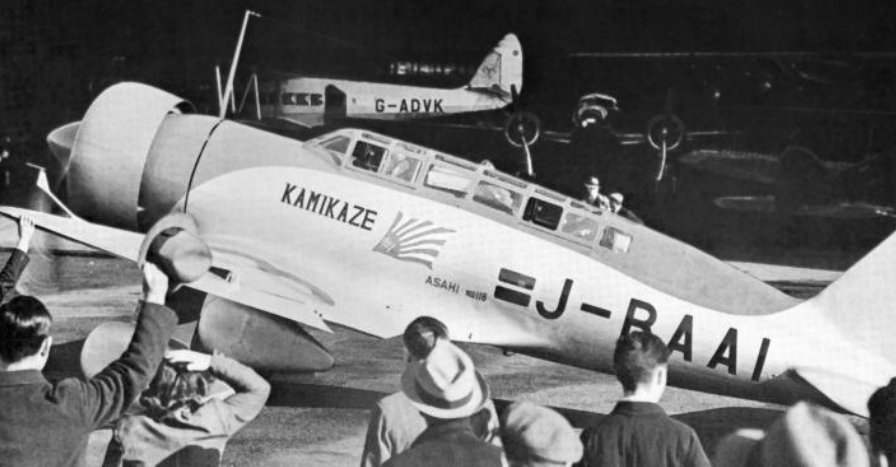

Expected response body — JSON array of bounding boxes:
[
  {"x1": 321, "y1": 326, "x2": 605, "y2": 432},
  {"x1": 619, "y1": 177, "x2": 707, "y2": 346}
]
[
  {"x1": 161, "y1": 124, "x2": 887, "y2": 407},
  {"x1": 271, "y1": 77, "x2": 508, "y2": 127}
]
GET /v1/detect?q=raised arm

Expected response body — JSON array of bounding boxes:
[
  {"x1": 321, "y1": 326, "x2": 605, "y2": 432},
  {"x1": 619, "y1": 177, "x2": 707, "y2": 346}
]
[
  {"x1": 0, "y1": 216, "x2": 35, "y2": 301},
  {"x1": 59, "y1": 263, "x2": 178, "y2": 428},
  {"x1": 167, "y1": 349, "x2": 271, "y2": 435}
]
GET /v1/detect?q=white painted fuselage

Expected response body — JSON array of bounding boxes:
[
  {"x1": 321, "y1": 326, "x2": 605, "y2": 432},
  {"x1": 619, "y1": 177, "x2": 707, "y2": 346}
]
[
  {"x1": 274, "y1": 77, "x2": 509, "y2": 127},
  {"x1": 178, "y1": 127, "x2": 894, "y2": 409}
]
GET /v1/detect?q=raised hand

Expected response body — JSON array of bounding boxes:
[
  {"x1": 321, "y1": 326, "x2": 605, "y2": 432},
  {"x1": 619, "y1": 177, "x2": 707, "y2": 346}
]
[
  {"x1": 16, "y1": 216, "x2": 35, "y2": 252},
  {"x1": 165, "y1": 349, "x2": 212, "y2": 372},
  {"x1": 142, "y1": 262, "x2": 169, "y2": 305}
]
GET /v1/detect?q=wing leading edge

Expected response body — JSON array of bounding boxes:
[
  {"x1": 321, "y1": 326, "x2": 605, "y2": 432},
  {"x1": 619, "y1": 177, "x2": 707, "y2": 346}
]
[{"x1": 0, "y1": 207, "x2": 330, "y2": 332}]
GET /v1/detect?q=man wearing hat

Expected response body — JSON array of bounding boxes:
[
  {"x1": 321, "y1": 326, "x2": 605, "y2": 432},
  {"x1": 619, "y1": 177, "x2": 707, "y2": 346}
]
[
  {"x1": 712, "y1": 401, "x2": 869, "y2": 467},
  {"x1": 361, "y1": 317, "x2": 500, "y2": 466},
  {"x1": 579, "y1": 332, "x2": 710, "y2": 467},
  {"x1": 0, "y1": 214, "x2": 205, "y2": 466},
  {"x1": 383, "y1": 339, "x2": 503, "y2": 467},
  {"x1": 608, "y1": 191, "x2": 644, "y2": 224},
  {"x1": 501, "y1": 401, "x2": 583, "y2": 466},
  {"x1": 583, "y1": 175, "x2": 610, "y2": 210}
]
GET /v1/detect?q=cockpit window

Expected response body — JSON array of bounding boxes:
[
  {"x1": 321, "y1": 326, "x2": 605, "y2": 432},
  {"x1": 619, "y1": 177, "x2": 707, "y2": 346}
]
[
  {"x1": 523, "y1": 198, "x2": 563, "y2": 230},
  {"x1": 560, "y1": 212, "x2": 598, "y2": 241},
  {"x1": 473, "y1": 181, "x2": 522, "y2": 215},
  {"x1": 599, "y1": 227, "x2": 632, "y2": 253},
  {"x1": 381, "y1": 151, "x2": 421, "y2": 182},
  {"x1": 320, "y1": 135, "x2": 351, "y2": 155},
  {"x1": 424, "y1": 164, "x2": 474, "y2": 197},
  {"x1": 351, "y1": 140, "x2": 386, "y2": 172}
]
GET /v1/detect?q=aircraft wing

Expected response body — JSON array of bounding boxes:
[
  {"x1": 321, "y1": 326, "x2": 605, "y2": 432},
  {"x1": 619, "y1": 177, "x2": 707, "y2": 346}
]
[
  {"x1": 714, "y1": 195, "x2": 896, "y2": 219},
  {"x1": 0, "y1": 206, "x2": 331, "y2": 332},
  {"x1": 0, "y1": 206, "x2": 544, "y2": 347},
  {"x1": 679, "y1": 148, "x2": 856, "y2": 185},
  {"x1": 195, "y1": 233, "x2": 543, "y2": 345},
  {"x1": 679, "y1": 149, "x2": 782, "y2": 184}
]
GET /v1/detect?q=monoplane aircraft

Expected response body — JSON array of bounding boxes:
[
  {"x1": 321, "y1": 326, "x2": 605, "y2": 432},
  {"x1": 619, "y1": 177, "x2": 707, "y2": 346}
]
[
  {"x1": 260, "y1": 33, "x2": 522, "y2": 129},
  {"x1": 3, "y1": 83, "x2": 894, "y2": 417}
]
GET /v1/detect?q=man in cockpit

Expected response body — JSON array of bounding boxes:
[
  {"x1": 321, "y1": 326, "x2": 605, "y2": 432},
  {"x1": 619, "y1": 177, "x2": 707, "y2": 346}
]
[{"x1": 584, "y1": 175, "x2": 610, "y2": 210}]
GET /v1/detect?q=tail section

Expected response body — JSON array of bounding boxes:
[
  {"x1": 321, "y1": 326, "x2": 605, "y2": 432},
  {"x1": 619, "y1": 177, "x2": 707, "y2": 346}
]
[
  {"x1": 813, "y1": 230, "x2": 896, "y2": 366},
  {"x1": 783, "y1": 228, "x2": 896, "y2": 415},
  {"x1": 467, "y1": 33, "x2": 523, "y2": 98}
]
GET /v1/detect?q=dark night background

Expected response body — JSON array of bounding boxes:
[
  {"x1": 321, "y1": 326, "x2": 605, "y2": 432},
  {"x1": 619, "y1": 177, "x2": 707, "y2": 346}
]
[
  {"x1": 5, "y1": 0, "x2": 896, "y2": 136},
  {"x1": 3, "y1": 0, "x2": 896, "y2": 255}
]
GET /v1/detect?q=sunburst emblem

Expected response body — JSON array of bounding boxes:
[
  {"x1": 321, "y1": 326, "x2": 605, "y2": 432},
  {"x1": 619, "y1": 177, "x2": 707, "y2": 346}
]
[{"x1": 373, "y1": 212, "x2": 456, "y2": 269}]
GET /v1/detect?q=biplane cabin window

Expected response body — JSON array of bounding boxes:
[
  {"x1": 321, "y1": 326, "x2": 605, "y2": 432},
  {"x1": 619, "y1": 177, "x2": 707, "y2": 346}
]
[
  {"x1": 424, "y1": 163, "x2": 474, "y2": 197},
  {"x1": 381, "y1": 151, "x2": 422, "y2": 182},
  {"x1": 599, "y1": 227, "x2": 632, "y2": 253},
  {"x1": 473, "y1": 181, "x2": 522, "y2": 215},
  {"x1": 523, "y1": 198, "x2": 563, "y2": 230},
  {"x1": 351, "y1": 140, "x2": 386, "y2": 172},
  {"x1": 560, "y1": 212, "x2": 599, "y2": 241}
]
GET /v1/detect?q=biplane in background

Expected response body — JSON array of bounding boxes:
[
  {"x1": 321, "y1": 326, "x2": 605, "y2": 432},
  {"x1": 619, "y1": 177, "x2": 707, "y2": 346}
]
[{"x1": 2, "y1": 82, "x2": 896, "y2": 418}]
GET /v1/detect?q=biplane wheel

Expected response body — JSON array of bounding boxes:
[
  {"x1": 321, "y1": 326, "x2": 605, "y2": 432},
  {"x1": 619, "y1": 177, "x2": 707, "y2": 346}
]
[
  {"x1": 504, "y1": 111, "x2": 541, "y2": 148},
  {"x1": 646, "y1": 114, "x2": 685, "y2": 152}
]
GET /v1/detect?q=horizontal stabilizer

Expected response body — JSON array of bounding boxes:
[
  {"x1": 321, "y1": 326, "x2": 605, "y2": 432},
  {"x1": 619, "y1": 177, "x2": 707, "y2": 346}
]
[{"x1": 793, "y1": 367, "x2": 878, "y2": 417}]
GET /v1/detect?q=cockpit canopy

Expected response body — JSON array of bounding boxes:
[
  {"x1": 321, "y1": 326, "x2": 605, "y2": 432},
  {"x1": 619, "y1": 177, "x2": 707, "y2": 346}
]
[{"x1": 306, "y1": 128, "x2": 633, "y2": 254}]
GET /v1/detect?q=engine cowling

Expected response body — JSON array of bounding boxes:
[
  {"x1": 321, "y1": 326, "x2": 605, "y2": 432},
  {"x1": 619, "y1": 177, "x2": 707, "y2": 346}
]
[
  {"x1": 66, "y1": 83, "x2": 194, "y2": 230},
  {"x1": 58, "y1": 83, "x2": 335, "y2": 373}
]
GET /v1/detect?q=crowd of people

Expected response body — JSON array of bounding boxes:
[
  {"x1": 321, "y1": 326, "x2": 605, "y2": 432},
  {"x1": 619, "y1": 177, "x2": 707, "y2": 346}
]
[{"x1": 0, "y1": 215, "x2": 893, "y2": 466}]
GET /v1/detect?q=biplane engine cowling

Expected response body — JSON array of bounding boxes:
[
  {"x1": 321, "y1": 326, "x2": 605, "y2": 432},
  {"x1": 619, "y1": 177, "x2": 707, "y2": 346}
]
[{"x1": 67, "y1": 83, "x2": 193, "y2": 230}]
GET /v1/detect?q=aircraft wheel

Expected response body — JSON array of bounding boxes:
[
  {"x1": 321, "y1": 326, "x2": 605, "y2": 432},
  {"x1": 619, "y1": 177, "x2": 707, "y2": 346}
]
[
  {"x1": 646, "y1": 113, "x2": 685, "y2": 151},
  {"x1": 504, "y1": 111, "x2": 541, "y2": 148}
]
